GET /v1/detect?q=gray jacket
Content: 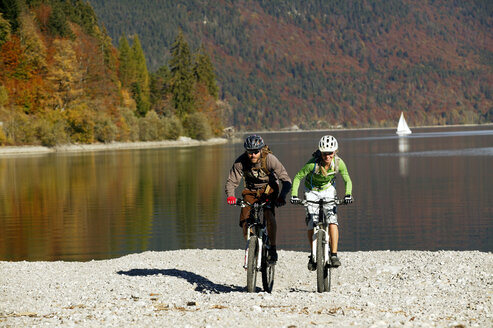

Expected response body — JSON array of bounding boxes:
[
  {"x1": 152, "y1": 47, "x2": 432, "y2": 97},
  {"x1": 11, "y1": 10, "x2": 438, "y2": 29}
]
[{"x1": 225, "y1": 152, "x2": 292, "y2": 199}]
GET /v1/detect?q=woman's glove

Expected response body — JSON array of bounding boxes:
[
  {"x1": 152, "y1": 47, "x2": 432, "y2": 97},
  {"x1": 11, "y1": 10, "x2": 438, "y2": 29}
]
[{"x1": 344, "y1": 195, "x2": 353, "y2": 204}]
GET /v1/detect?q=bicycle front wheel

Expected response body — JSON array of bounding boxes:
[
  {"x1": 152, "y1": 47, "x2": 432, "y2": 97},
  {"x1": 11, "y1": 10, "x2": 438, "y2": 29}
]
[
  {"x1": 246, "y1": 236, "x2": 258, "y2": 293},
  {"x1": 316, "y1": 230, "x2": 329, "y2": 292},
  {"x1": 261, "y1": 248, "x2": 275, "y2": 293}
]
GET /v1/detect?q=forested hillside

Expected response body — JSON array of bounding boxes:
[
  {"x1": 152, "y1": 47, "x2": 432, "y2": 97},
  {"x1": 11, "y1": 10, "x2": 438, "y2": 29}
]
[
  {"x1": 89, "y1": 0, "x2": 492, "y2": 130},
  {"x1": 0, "y1": 0, "x2": 222, "y2": 146}
]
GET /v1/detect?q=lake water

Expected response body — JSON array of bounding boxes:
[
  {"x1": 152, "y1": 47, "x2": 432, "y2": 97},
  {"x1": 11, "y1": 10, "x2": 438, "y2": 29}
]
[{"x1": 0, "y1": 126, "x2": 492, "y2": 261}]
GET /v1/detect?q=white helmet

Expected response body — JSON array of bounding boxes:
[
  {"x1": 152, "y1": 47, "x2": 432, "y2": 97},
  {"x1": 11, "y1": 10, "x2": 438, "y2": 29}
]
[{"x1": 318, "y1": 135, "x2": 338, "y2": 152}]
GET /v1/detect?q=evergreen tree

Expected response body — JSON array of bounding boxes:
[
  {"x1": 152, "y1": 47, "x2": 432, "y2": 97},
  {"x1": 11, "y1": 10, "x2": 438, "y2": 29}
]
[
  {"x1": 47, "y1": 3, "x2": 73, "y2": 38},
  {"x1": 131, "y1": 35, "x2": 149, "y2": 89},
  {"x1": 100, "y1": 25, "x2": 117, "y2": 78},
  {"x1": 0, "y1": 13, "x2": 11, "y2": 46},
  {"x1": 62, "y1": 0, "x2": 98, "y2": 36},
  {"x1": 0, "y1": 0, "x2": 23, "y2": 31},
  {"x1": 194, "y1": 45, "x2": 218, "y2": 99},
  {"x1": 169, "y1": 30, "x2": 195, "y2": 118},
  {"x1": 131, "y1": 82, "x2": 147, "y2": 117},
  {"x1": 151, "y1": 65, "x2": 170, "y2": 95},
  {"x1": 131, "y1": 34, "x2": 150, "y2": 116},
  {"x1": 150, "y1": 64, "x2": 171, "y2": 114},
  {"x1": 117, "y1": 34, "x2": 133, "y2": 88}
]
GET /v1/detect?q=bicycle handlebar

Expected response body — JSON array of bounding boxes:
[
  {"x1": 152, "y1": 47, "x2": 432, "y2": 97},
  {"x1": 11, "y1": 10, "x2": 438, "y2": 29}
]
[
  {"x1": 294, "y1": 198, "x2": 346, "y2": 206},
  {"x1": 235, "y1": 198, "x2": 272, "y2": 208}
]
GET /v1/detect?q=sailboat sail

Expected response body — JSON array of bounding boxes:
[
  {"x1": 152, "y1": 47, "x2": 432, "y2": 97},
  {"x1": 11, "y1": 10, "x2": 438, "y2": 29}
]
[{"x1": 396, "y1": 112, "x2": 412, "y2": 135}]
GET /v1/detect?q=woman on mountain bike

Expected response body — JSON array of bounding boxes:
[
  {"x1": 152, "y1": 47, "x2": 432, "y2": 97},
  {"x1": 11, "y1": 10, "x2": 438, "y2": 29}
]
[
  {"x1": 225, "y1": 135, "x2": 292, "y2": 263},
  {"x1": 290, "y1": 135, "x2": 353, "y2": 269}
]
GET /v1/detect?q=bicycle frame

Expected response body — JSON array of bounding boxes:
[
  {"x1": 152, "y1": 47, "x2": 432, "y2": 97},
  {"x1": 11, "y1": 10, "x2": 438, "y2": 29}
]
[
  {"x1": 303, "y1": 198, "x2": 343, "y2": 267},
  {"x1": 238, "y1": 200, "x2": 270, "y2": 270},
  {"x1": 294, "y1": 196, "x2": 348, "y2": 292},
  {"x1": 235, "y1": 198, "x2": 276, "y2": 293}
]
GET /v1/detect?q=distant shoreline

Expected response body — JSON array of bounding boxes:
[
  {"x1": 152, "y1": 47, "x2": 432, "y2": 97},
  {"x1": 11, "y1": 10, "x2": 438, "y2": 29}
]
[
  {"x1": 0, "y1": 137, "x2": 229, "y2": 156},
  {"x1": 241, "y1": 122, "x2": 493, "y2": 135},
  {"x1": 1, "y1": 123, "x2": 492, "y2": 156}
]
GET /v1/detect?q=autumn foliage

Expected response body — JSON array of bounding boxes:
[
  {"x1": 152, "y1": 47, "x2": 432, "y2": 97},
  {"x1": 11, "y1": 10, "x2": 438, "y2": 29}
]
[{"x1": 0, "y1": 1, "x2": 222, "y2": 146}]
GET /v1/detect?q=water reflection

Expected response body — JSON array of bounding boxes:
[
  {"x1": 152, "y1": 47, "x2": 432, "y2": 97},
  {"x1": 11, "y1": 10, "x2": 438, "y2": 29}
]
[
  {"x1": 0, "y1": 151, "x2": 150, "y2": 260},
  {"x1": 0, "y1": 146, "x2": 226, "y2": 261},
  {"x1": 398, "y1": 137, "x2": 410, "y2": 177},
  {"x1": 1, "y1": 126, "x2": 492, "y2": 261}
]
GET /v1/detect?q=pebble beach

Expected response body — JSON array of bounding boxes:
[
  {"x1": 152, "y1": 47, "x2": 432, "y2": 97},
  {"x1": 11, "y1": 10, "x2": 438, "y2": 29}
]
[{"x1": 1, "y1": 249, "x2": 491, "y2": 327}]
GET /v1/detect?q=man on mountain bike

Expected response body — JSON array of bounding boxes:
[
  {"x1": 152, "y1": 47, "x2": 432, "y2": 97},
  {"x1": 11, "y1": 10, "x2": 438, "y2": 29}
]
[
  {"x1": 290, "y1": 135, "x2": 353, "y2": 269},
  {"x1": 225, "y1": 135, "x2": 292, "y2": 263}
]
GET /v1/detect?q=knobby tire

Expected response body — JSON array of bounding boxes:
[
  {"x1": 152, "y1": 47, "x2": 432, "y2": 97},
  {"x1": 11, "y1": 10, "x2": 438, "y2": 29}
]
[
  {"x1": 316, "y1": 230, "x2": 329, "y2": 292},
  {"x1": 246, "y1": 236, "x2": 258, "y2": 293},
  {"x1": 261, "y1": 247, "x2": 275, "y2": 293}
]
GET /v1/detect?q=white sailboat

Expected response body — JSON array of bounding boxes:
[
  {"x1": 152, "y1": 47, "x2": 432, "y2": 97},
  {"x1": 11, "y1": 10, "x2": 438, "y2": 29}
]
[{"x1": 396, "y1": 112, "x2": 412, "y2": 136}]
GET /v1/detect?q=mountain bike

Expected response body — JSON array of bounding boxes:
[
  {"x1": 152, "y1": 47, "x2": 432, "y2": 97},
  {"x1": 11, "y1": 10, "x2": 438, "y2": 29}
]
[
  {"x1": 236, "y1": 199, "x2": 275, "y2": 293},
  {"x1": 295, "y1": 197, "x2": 347, "y2": 293}
]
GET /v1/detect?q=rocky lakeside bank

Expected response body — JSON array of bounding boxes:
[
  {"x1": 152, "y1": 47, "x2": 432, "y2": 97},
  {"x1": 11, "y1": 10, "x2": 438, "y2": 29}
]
[{"x1": 0, "y1": 249, "x2": 491, "y2": 327}]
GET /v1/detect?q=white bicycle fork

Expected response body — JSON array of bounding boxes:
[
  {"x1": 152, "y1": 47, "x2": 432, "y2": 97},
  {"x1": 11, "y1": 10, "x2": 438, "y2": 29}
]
[
  {"x1": 311, "y1": 227, "x2": 329, "y2": 266},
  {"x1": 243, "y1": 230, "x2": 263, "y2": 270}
]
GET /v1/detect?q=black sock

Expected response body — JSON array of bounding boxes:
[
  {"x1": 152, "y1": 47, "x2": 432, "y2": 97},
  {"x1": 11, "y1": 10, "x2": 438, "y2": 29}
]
[{"x1": 331, "y1": 252, "x2": 337, "y2": 257}]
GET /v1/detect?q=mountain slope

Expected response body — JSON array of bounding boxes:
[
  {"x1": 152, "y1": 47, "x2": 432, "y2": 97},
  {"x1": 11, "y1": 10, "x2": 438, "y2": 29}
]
[{"x1": 89, "y1": 0, "x2": 492, "y2": 130}]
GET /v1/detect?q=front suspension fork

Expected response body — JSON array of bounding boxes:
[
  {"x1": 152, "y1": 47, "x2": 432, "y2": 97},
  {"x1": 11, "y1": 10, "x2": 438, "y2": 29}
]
[
  {"x1": 243, "y1": 233, "x2": 263, "y2": 270},
  {"x1": 311, "y1": 227, "x2": 329, "y2": 265}
]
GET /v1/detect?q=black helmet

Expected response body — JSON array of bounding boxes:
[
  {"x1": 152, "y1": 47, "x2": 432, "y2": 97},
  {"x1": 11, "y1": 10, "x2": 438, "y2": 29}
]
[{"x1": 244, "y1": 135, "x2": 265, "y2": 151}]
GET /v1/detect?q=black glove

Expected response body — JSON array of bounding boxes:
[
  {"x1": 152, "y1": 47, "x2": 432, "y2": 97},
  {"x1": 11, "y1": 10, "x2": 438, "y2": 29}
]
[
  {"x1": 290, "y1": 196, "x2": 301, "y2": 205},
  {"x1": 344, "y1": 195, "x2": 353, "y2": 204},
  {"x1": 275, "y1": 197, "x2": 286, "y2": 207}
]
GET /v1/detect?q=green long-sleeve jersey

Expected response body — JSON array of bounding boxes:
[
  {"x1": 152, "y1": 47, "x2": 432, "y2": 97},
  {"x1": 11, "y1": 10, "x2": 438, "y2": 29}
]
[{"x1": 291, "y1": 156, "x2": 352, "y2": 197}]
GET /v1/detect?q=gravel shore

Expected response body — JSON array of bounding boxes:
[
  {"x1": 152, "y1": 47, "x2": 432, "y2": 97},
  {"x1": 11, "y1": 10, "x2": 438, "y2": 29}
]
[{"x1": 1, "y1": 250, "x2": 491, "y2": 327}]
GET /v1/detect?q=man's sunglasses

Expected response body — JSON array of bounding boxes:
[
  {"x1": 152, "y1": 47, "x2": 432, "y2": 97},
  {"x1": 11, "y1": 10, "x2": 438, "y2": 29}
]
[
  {"x1": 322, "y1": 151, "x2": 334, "y2": 156},
  {"x1": 247, "y1": 150, "x2": 260, "y2": 155}
]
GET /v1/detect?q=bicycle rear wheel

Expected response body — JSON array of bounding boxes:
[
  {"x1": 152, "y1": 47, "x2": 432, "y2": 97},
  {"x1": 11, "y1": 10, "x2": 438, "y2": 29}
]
[
  {"x1": 316, "y1": 230, "x2": 329, "y2": 292},
  {"x1": 261, "y1": 248, "x2": 275, "y2": 293},
  {"x1": 246, "y1": 236, "x2": 258, "y2": 293}
]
